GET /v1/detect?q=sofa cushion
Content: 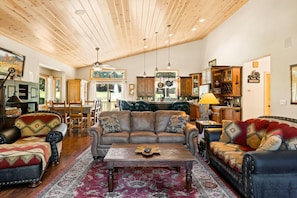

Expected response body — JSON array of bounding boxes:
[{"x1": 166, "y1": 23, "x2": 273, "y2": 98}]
[
  {"x1": 99, "y1": 117, "x2": 121, "y2": 134},
  {"x1": 256, "y1": 130, "x2": 283, "y2": 151},
  {"x1": 15, "y1": 113, "x2": 61, "y2": 137},
  {"x1": 166, "y1": 115, "x2": 188, "y2": 133},
  {"x1": 219, "y1": 120, "x2": 248, "y2": 145},
  {"x1": 101, "y1": 131, "x2": 130, "y2": 145},
  {"x1": 130, "y1": 131, "x2": 158, "y2": 143},
  {"x1": 100, "y1": 111, "x2": 131, "y2": 132},
  {"x1": 155, "y1": 110, "x2": 186, "y2": 132},
  {"x1": 246, "y1": 119, "x2": 269, "y2": 149},
  {"x1": 131, "y1": 111, "x2": 155, "y2": 131},
  {"x1": 157, "y1": 132, "x2": 186, "y2": 144}
]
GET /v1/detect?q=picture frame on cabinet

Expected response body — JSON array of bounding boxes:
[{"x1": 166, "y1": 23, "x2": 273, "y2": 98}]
[
  {"x1": 90, "y1": 69, "x2": 126, "y2": 80},
  {"x1": 208, "y1": 59, "x2": 217, "y2": 67}
]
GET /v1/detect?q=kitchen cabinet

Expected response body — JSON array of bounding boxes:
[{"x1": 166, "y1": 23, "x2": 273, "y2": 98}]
[
  {"x1": 67, "y1": 79, "x2": 88, "y2": 103},
  {"x1": 190, "y1": 73, "x2": 201, "y2": 97},
  {"x1": 136, "y1": 77, "x2": 155, "y2": 97},
  {"x1": 179, "y1": 77, "x2": 192, "y2": 97}
]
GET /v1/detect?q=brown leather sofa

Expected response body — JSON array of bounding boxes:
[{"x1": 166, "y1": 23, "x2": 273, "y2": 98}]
[{"x1": 88, "y1": 110, "x2": 198, "y2": 159}]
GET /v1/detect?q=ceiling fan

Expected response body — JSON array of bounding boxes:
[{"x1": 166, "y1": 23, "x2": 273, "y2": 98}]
[{"x1": 92, "y1": 47, "x2": 115, "y2": 70}]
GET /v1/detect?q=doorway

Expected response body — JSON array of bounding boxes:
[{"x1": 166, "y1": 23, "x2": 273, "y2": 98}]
[{"x1": 96, "y1": 82, "x2": 123, "y2": 111}]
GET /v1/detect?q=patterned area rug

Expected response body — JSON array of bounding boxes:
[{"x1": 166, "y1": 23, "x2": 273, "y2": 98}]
[{"x1": 37, "y1": 147, "x2": 237, "y2": 198}]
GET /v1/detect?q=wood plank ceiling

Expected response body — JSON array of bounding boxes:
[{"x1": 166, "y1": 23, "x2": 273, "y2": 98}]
[{"x1": 0, "y1": 0, "x2": 247, "y2": 68}]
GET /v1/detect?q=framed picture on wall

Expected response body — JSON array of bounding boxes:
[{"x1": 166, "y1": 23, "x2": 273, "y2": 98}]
[{"x1": 0, "y1": 47, "x2": 25, "y2": 77}]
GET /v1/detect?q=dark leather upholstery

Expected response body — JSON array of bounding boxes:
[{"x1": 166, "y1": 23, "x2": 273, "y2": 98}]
[
  {"x1": 134, "y1": 101, "x2": 151, "y2": 111},
  {"x1": 119, "y1": 100, "x2": 135, "y2": 111},
  {"x1": 169, "y1": 101, "x2": 190, "y2": 115},
  {"x1": 204, "y1": 116, "x2": 297, "y2": 198}
]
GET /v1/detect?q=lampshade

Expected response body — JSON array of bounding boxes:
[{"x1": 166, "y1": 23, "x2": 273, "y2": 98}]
[{"x1": 198, "y1": 93, "x2": 219, "y2": 105}]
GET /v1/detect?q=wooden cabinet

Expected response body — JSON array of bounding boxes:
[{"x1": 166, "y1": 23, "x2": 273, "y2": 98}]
[
  {"x1": 190, "y1": 104, "x2": 200, "y2": 121},
  {"x1": 190, "y1": 73, "x2": 201, "y2": 97},
  {"x1": 136, "y1": 77, "x2": 155, "y2": 97},
  {"x1": 221, "y1": 66, "x2": 242, "y2": 97},
  {"x1": 67, "y1": 79, "x2": 88, "y2": 103},
  {"x1": 221, "y1": 107, "x2": 241, "y2": 121},
  {"x1": 212, "y1": 106, "x2": 241, "y2": 123},
  {"x1": 179, "y1": 77, "x2": 192, "y2": 97}
]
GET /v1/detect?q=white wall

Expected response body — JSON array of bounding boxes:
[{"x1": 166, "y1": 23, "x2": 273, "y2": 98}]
[{"x1": 202, "y1": 0, "x2": 297, "y2": 118}]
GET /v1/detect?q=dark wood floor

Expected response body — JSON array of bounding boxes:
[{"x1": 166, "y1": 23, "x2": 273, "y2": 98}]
[{"x1": 0, "y1": 131, "x2": 92, "y2": 198}]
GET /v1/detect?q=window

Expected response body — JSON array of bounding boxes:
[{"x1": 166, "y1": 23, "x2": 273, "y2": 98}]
[{"x1": 39, "y1": 76, "x2": 47, "y2": 105}]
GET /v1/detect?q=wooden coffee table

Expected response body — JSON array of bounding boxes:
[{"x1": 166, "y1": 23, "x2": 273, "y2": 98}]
[{"x1": 104, "y1": 143, "x2": 196, "y2": 192}]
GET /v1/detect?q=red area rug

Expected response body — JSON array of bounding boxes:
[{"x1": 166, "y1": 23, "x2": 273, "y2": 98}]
[{"x1": 37, "y1": 147, "x2": 237, "y2": 198}]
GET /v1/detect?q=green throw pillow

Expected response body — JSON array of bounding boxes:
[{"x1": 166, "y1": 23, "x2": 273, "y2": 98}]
[{"x1": 99, "y1": 116, "x2": 121, "y2": 134}]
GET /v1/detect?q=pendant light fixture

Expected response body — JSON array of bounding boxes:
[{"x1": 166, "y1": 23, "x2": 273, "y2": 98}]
[
  {"x1": 167, "y1": 25, "x2": 172, "y2": 69},
  {"x1": 143, "y1": 38, "x2": 147, "y2": 77},
  {"x1": 155, "y1": 32, "x2": 158, "y2": 71}
]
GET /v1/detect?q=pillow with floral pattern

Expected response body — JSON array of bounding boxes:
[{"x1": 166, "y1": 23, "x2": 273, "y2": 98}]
[
  {"x1": 99, "y1": 116, "x2": 121, "y2": 134},
  {"x1": 166, "y1": 115, "x2": 188, "y2": 133}
]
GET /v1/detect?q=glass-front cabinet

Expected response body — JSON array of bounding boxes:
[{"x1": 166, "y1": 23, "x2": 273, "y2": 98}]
[{"x1": 190, "y1": 73, "x2": 201, "y2": 97}]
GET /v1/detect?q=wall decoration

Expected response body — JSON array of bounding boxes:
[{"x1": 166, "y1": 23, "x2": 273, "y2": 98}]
[
  {"x1": 208, "y1": 59, "x2": 217, "y2": 67},
  {"x1": 129, "y1": 84, "x2": 135, "y2": 95},
  {"x1": 90, "y1": 69, "x2": 126, "y2": 80},
  {"x1": 247, "y1": 70, "x2": 260, "y2": 83},
  {"x1": 0, "y1": 47, "x2": 25, "y2": 77}
]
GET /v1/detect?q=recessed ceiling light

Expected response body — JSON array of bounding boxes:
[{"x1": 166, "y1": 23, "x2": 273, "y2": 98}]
[
  {"x1": 192, "y1": 27, "x2": 197, "y2": 31},
  {"x1": 199, "y1": 18, "x2": 205, "y2": 23},
  {"x1": 75, "y1": 9, "x2": 85, "y2": 15}
]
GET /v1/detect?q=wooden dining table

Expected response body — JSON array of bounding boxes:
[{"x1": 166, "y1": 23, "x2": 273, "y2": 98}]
[{"x1": 50, "y1": 104, "x2": 94, "y2": 128}]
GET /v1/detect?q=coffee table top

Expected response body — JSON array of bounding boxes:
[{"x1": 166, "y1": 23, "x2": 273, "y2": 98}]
[{"x1": 104, "y1": 143, "x2": 195, "y2": 163}]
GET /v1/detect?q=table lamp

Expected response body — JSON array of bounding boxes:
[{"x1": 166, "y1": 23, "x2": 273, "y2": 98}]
[{"x1": 198, "y1": 93, "x2": 220, "y2": 121}]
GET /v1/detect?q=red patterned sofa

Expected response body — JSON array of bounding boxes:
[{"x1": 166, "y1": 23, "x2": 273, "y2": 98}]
[
  {"x1": 0, "y1": 111, "x2": 67, "y2": 187},
  {"x1": 204, "y1": 116, "x2": 297, "y2": 198}
]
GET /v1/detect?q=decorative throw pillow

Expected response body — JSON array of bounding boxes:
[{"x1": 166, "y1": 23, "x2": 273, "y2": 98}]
[
  {"x1": 99, "y1": 116, "x2": 121, "y2": 134},
  {"x1": 166, "y1": 115, "x2": 188, "y2": 133},
  {"x1": 281, "y1": 125, "x2": 297, "y2": 150},
  {"x1": 256, "y1": 130, "x2": 283, "y2": 151},
  {"x1": 219, "y1": 120, "x2": 248, "y2": 145},
  {"x1": 246, "y1": 119, "x2": 269, "y2": 149}
]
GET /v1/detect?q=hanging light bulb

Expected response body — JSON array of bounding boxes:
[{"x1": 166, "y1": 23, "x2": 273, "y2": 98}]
[
  {"x1": 143, "y1": 38, "x2": 147, "y2": 77},
  {"x1": 167, "y1": 25, "x2": 172, "y2": 69},
  {"x1": 155, "y1": 32, "x2": 158, "y2": 71}
]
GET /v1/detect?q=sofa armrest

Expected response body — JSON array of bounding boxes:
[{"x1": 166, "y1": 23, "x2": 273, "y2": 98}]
[
  {"x1": 0, "y1": 126, "x2": 21, "y2": 144},
  {"x1": 184, "y1": 123, "x2": 198, "y2": 155},
  {"x1": 204, "y1": 128, "x2": 222, "y2": 143},
  {"x1": 88, "y1": 122, "x2": 103, "y2": 159},
  {"x1": 45, "y1": 123, "x2": 67, "y2": 165},
  {"x1": 243, "y1": 150, "x2": 297, "y2": 197},
  {"x1": 46, "y1": 123, "x2": 67, "y2": 143},
  {"x1": 243, "y1": 150, "x2": 297, "y2": 174}
]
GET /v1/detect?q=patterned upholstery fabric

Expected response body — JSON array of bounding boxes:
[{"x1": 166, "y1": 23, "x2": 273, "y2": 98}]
[
  {"x1": 256, "y1": 130, "x2": 283, "y2": 151},
  {"x1": 0, "y1": 137, "x2": 51, "y2": 170},
  {"x1": 15, "y1": 113, "x2": 61, "y2": 137},
  {"x1": 134, "y1": 101, "x2": 152, "y2": 111},
  {"x1": 219, "y1": 120, "x2": 248, "y2": 145},
  {"x1": 246, "y1": 119, "x2": 269, "y2": 149},
  {"x1": 166, "y1": 115, "x2": 188, "y2": 133},
  {"x1": 99, "y1": 117, "x2": 121, "y2": 134},
  {"x1": 169, "y1": 101, "x2": 190, "y2": 115}
]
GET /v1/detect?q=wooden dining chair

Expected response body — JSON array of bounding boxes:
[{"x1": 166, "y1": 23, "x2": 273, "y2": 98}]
[
  {"x1": 68, "y1": 101, "x2": 87, "y2": 135},
  {"x1": 51, "y1": 101, "x2": 69, "y2": 124}
]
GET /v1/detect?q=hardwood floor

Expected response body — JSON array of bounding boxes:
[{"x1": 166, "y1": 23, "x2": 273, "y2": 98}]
[{"x1": 0, "y1": 131, "x2": 92, "y2": 198}]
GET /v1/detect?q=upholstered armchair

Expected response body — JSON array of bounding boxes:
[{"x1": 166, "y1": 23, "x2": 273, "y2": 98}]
[
  {"x1": 169, "y1": 101, "x2": 190, "y2": 115},
  {"x1": 119, "y1": 100, "x2": 135, "y2": 111}
]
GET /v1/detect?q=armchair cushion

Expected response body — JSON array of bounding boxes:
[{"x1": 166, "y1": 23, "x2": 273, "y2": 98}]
[{"x1": 99, "y1": 117, "x2": 121, "y2": 134}]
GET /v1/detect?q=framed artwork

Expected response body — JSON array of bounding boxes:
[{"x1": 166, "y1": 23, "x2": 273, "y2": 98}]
[
  {"x1": 90, "y1": 69, "x2": 126, "y2": 80},
  {"x1": 208, "y1": 59, "x2": 217, "y2": 67},
  {"x1": 129, "y1": 84, "x2": 135, "y2": 95},
  {"x1": 0, "y1": 47, "x2": 25, "y2": 77}
]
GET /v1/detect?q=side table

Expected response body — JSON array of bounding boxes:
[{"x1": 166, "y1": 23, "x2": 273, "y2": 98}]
[{"x1": 196, "y1": 120, "x2": 222, "y2": 159}]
